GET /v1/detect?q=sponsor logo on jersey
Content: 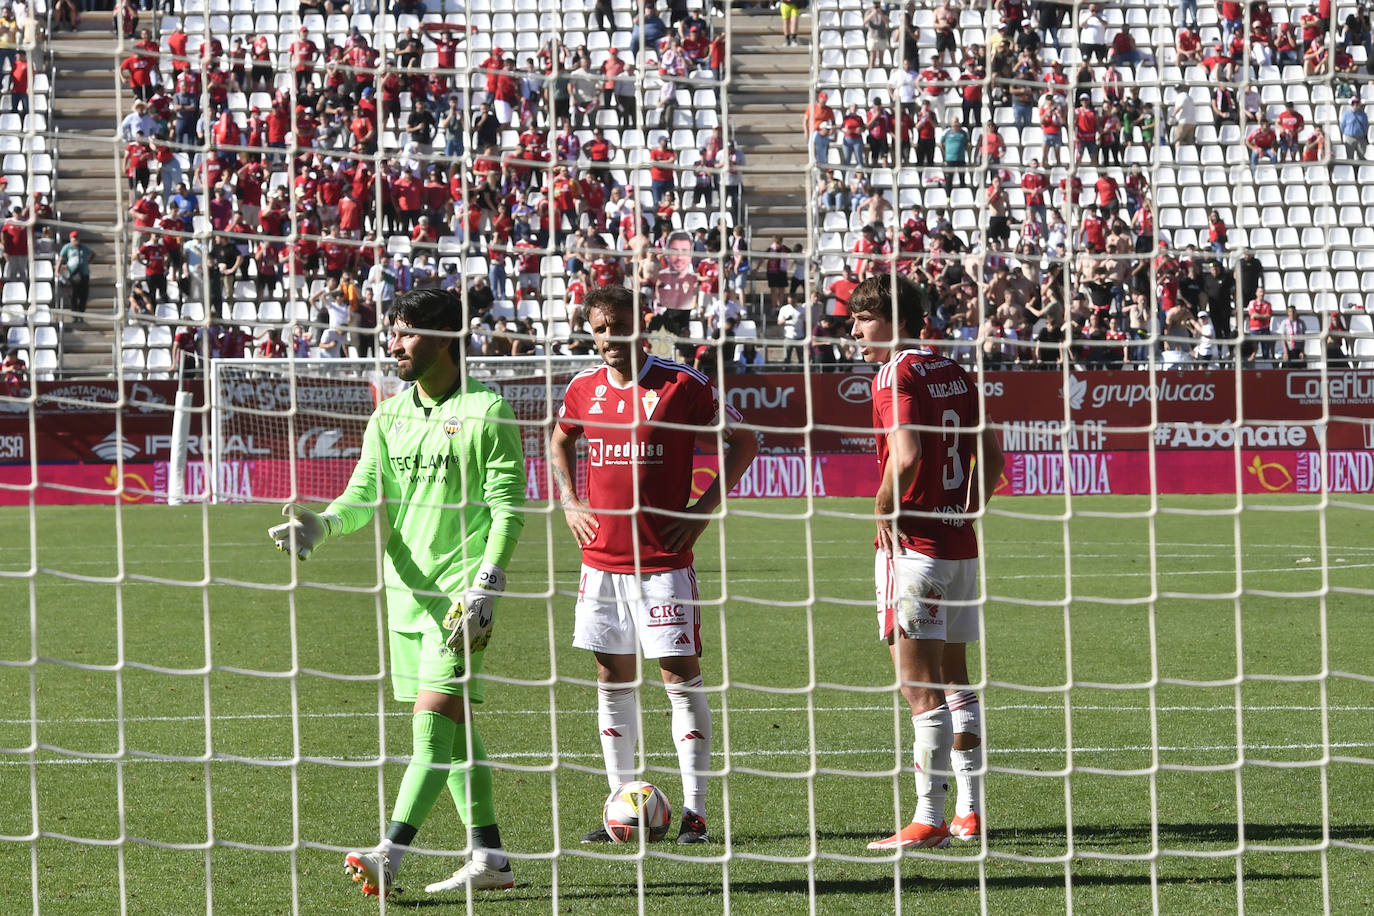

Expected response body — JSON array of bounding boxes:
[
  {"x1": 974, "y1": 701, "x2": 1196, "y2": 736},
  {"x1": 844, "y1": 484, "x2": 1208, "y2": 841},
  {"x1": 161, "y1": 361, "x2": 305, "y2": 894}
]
[
  {"x1": 586, "y1": 437, "x2": 666, "y2": 467},
  {"x1": 443, "y1": 416, "x2": 461, "y2": 438}
]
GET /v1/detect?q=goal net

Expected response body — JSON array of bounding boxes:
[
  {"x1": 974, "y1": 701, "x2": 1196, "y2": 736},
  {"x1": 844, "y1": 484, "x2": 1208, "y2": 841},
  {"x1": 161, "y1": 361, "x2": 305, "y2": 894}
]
[
  {"x1": 204, "y1": 356, "x2": 595, "y2": 503},
  {"x1": 6, "y1": 0, "x2": 1374, "y2": 910}
]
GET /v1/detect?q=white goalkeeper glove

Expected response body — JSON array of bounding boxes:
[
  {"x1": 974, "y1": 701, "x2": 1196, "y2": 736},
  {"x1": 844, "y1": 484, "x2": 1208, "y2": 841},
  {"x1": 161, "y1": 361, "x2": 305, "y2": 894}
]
[
  {"x1": 443, "y1": 563, "x2": 505, "y2": 653},
  {"x1": 268, "y1": 504, "x2": 337, "y2": 561}
]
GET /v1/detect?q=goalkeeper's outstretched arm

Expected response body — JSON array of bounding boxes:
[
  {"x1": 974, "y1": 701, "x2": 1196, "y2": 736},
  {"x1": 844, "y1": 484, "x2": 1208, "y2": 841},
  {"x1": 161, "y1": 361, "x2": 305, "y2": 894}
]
[{"x1": 267, "y1": 413, "x2": 383, "y2": 559}]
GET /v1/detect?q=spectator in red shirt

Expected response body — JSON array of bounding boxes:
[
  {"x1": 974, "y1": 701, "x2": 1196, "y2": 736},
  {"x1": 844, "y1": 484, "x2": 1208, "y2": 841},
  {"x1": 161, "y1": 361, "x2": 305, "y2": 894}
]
[
  {"x1": 840, "y1": 103, "x2": 866, "y2": 167},
  {"x1": 138, "y1": 236, "x2": 169, "y2": 303},
  {"x1": 119, "y1": 48, "x2": 156, "y2": 102},
  {"x1": 2, "y1": 206, "x2": 29, "y2": 281},
  {"x1": 289, "y1": 27, "x2": 317, "y2": 91},
  {"x1": 648, "y1": 137, "x2": 677, "y2": 209},
  {"x1": 1021, "y1": 158, "x2": 1048, "y2": 225},
  {"x1": 1176, "y1": 27, "x2": 1202, "y2": 65},
  {"x1": 1246, "y1": 286, "x2": 1274, "y2": 361},
  {"x1": 1275, "y1": 101, "x2": 1304, "y2": 160},
  {"x1": 1246, "y1": 118, "x2": 1278, "y2": 166},
  {"x1": 1207, "y1": 209, "x2": 1228, "y2": 254},
  {"x1": 1073, "y1": 95, "x2": 1099, "y2": 166},
  {"x1": 5, "y1": 51, "x2": 28, "y2": 117}
]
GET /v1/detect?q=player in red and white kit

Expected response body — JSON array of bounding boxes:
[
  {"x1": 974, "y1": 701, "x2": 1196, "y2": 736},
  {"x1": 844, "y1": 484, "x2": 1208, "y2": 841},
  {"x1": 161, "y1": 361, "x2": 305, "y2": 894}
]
[
  {"x1": 549, "y1": 285, "x2": 758, "y2": 846},
  {"x1": 848, "y1": 274, "x2": 1004, "y2": 851}
]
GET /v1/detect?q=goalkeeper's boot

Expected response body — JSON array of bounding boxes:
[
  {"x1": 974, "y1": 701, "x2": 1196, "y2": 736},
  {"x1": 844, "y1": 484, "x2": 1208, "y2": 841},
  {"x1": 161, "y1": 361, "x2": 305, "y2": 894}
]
[
  {"x1": 423, "y1": 858, "x2": 515, "y2": 894},
  {"x1": 344, "y1": 847, "x2": 397, "y2": 897},
  {"x1": 866, "y1": 820, "x2": 951, "y2": 850},
  {"x1": 950, "y1": 811, "x2": 981, "y2": 841},
  {"x1": 676, "y1": 811, "x2": 709, "y2": 845},
  {"x1": 581, "y1": 824, "x2": 613, "y2": 843}
]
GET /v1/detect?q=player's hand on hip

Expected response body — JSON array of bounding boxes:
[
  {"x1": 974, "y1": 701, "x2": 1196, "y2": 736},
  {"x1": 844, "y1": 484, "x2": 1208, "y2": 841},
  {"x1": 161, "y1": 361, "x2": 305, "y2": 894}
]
[
  {"x1": 562, "y1": 500, "x2": 600, "y2": 548},
  {"x1": 268, "y1": 503, "x2": 333, "y2": 561},
  {"x1": 661, "y1": 510, "x2": 710, "y2": 554},
  {"x1": 874, "y1": 518, "x2": 899, "y2": 557},
  {"x1": 443, "y1": 563, "x2": 505, "y2": 652}
]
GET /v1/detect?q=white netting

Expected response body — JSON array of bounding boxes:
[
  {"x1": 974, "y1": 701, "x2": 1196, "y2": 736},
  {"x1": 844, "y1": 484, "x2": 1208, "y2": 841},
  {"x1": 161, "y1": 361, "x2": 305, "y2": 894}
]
[{"x1": 7, "y1": 0, "x2": 1374, "y2": 911}]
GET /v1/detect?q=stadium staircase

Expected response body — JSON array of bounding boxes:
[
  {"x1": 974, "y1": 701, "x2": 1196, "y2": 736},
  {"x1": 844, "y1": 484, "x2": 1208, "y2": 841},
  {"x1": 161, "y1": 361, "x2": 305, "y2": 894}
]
[
  {"x1": 47, "y1": 20, "x2": 124, "y2": 374},
  {"x1": 729, "y1": 10, "x2": 811, "y2": 248}
]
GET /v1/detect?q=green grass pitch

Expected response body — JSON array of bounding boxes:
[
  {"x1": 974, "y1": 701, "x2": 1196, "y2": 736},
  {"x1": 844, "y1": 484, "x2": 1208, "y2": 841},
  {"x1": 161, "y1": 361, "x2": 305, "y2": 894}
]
[{"x1": 2, "y1": 495, "x2": 1373, "y2": 914}]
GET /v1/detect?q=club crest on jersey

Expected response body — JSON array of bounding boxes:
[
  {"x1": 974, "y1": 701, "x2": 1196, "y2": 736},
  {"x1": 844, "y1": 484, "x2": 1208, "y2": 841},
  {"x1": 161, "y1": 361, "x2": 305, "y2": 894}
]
[
  {"x1": 641, "y1": 389, "x2": 660, "y2": 419},
  {"x1": 443, "y1": 416, "x2": 462, "y2": 437}
]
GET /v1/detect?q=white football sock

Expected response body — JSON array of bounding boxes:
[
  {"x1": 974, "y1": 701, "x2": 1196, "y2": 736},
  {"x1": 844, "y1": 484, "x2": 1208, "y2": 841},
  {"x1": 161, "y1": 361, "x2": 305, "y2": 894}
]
[
  {"x1": 665, "y1": 675, "x2": 711, "y2": 817},
  {"x1": 911, "y1": 705, "x2": 953, "y2": 827},
  {"x1": 597, "y1": 684, "x2": 639, "y2": 791},
  {"x1": 378, "y1": 838, "x2": 402, "y2": 874},
  {"x1": 949, "y1": 690, "x2": 983, "y2": 818}
]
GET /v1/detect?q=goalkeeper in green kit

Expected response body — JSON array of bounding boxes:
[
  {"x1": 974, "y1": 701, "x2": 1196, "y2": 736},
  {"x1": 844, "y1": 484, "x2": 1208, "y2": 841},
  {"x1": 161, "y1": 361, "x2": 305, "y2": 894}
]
[{"x1": 267, "y1": 288, "x2": 526, "y2": 899}]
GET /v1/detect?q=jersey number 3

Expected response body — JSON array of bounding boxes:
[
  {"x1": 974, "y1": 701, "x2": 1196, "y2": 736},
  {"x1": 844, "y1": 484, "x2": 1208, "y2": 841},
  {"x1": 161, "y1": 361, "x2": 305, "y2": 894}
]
[{"x1": 941, "y1": 408, "x2": 966, "y2": 492}]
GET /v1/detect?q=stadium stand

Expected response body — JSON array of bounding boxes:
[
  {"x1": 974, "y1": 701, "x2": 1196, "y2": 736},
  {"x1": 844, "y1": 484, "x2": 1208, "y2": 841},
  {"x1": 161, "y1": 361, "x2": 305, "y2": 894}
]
[
  {"x1": 10, "y1": 0, "x2": 1374, "y2": 377},
  {"x1": 805, "y1": 0, "x2": 1369, "y2": 368},
  {"x1": 0, "y1": 0, "x2": 59, "y2": 381},
  {"x1": 100, "y1": 0, "x2": 742, "y2": 376}
]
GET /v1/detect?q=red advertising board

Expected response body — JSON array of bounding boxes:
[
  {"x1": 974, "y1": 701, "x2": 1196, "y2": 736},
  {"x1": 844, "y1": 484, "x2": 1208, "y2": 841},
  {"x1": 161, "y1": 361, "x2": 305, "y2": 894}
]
[{"x1": 3, "y1": 370, "x2": 1374, "y2": 502}]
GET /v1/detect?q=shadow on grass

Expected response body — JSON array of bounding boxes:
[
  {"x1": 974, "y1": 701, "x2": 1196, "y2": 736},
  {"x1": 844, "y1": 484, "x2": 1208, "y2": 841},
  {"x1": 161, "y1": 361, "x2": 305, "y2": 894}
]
[
  {"x1": 432, "y1": 868, "x2": 1314, "y2": 905},
  {"x1": 986, "y1": 821, "x2": 1374, "y2": 847}
]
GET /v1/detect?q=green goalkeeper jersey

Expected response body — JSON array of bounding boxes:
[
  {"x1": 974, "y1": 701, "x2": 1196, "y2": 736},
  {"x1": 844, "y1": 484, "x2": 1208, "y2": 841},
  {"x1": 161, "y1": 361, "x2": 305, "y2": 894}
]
[{"x1": 326, "y1": 376, "x2": 527, "y2": 633}]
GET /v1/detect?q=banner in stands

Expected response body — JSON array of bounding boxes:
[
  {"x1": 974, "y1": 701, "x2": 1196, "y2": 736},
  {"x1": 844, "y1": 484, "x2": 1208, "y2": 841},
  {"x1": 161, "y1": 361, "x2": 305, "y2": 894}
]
[{"x1": 4, "y1": 371, "x2": 1374, "y2": 502}]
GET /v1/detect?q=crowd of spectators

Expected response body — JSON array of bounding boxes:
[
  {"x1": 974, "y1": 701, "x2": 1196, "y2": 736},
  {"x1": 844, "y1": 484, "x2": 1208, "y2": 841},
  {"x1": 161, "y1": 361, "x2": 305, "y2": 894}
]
[
  {"x1": 119, "y1": 1, "x2": 752, "y2": 371},
  {"x1": 799, "y1": 0, "x2": 1369, "y2": 369}
]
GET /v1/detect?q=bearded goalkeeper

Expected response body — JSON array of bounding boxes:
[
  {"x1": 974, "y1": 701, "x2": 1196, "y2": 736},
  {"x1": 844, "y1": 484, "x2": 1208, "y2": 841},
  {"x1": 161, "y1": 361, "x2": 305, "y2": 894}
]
[{"x1": 267, "y1": 288, "x2": 525, "y2": 899}]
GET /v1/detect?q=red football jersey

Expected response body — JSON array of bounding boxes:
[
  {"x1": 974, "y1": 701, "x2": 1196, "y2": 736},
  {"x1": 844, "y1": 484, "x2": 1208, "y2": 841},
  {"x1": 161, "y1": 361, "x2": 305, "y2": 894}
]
[
  {"x1": 558, "y1": 356, "x2": 742, "y2": 573},
  {"x1": 871, "y1": 349, "x2": 980, "y2": 560}
]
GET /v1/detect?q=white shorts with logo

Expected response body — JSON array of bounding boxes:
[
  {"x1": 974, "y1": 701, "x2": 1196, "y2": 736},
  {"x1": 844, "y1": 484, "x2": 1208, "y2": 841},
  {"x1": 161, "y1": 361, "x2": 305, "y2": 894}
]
[
  {"x1": 574, "y1": 564, "x2": 702, "y2": 658},
  {"x1": 874, "y1": 549, "x2": 981, "y2": 643}
]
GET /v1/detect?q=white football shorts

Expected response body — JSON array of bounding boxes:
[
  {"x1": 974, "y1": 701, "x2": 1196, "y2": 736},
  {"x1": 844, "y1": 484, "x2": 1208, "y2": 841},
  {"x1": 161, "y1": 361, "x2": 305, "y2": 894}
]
[
  {"x1": 573, "y1": 564, "x2": 702, "y2": 658},
  {"x1": 874, "y1": 549, "x2": 981, "y2": 643}
]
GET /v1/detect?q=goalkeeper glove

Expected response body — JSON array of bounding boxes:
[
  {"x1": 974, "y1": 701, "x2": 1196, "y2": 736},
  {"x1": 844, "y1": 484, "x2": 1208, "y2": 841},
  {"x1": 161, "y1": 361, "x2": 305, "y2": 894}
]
[
  {"x1": 268, "y1": 504, "x2": 337, "y2": 561},
  {"x1": 443, "y1": 563, "x2": 505, "y2": 653}
]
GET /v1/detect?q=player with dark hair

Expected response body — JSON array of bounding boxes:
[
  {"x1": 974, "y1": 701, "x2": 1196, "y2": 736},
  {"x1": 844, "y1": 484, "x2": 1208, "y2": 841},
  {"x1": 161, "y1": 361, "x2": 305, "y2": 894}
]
[
  {"x1": 268, "y1": 287, "x2": 526, "y2": 897},
  {"x1": 549, "y1": 284, "x2": 758, "y2": 845},
  {"x1": 848, "y1": 274, "x2": 1004, "y2": 850}
]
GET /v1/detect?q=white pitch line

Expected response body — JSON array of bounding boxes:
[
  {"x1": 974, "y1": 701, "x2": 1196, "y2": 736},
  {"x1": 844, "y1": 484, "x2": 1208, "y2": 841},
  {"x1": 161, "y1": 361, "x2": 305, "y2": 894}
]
[
  {"x1": 1, "y1": 703, "x2": 1371, "y2": 728},
  {"x1": 3, "y1": 741, "x2": 1372, "y2": 767}
]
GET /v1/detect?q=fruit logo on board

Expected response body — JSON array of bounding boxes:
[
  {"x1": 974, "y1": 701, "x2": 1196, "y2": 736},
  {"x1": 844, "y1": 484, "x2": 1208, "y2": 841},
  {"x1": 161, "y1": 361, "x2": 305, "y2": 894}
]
[
  {"x1": 103, "y1": 467, "x2": 152, "y2": 503},
  {"x1": 1245, "y1": 455, "x2": 1294, "y2": 492}
]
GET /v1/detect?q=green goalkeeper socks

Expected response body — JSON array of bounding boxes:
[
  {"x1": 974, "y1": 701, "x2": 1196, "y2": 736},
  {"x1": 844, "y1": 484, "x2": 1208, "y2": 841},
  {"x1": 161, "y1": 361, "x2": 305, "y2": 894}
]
[
  {"x1": 449, "y1": 723, "x2": 498, "y2": 828},
  {"x1": 391, "y1": 711, "x2": 458, "y2": 830}
]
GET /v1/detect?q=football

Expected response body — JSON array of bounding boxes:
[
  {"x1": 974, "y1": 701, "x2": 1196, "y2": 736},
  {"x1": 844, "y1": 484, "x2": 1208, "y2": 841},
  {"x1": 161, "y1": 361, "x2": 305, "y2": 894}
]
[{"x1": 602, "y1": 781, "x2": 672, "y2": 843}]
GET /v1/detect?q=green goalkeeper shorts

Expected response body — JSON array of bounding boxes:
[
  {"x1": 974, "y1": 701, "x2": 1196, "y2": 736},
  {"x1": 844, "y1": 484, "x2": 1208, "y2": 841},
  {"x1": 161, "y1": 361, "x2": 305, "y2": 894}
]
[{"x1": 388, "y1": 628, "x2": 486, "y2": 704}]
